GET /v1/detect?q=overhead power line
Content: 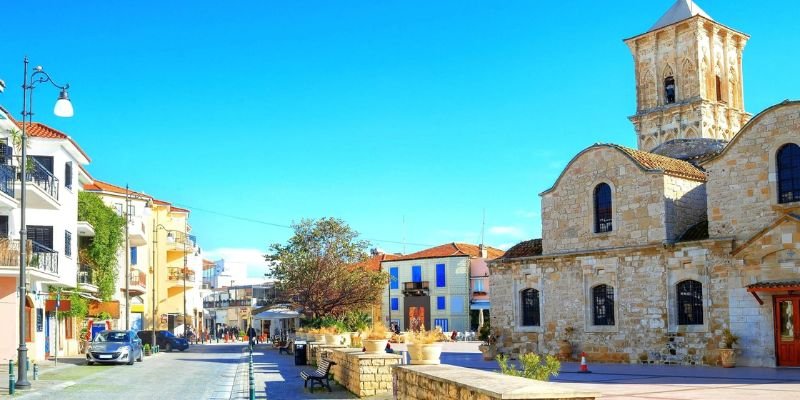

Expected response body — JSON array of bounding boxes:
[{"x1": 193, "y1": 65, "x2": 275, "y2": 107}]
[{"x1": 171, "y1": 202, "x2": 435, "y2": 249}]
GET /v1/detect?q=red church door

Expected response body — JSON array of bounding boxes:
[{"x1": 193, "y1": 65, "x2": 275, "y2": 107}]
[{"x1": 774, "y1": 295, "x2": 800, "y2": 366}]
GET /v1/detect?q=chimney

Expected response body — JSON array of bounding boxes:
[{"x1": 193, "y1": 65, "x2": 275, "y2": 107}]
[{"x1": 479, "y1": 244, "x2": 487, "y2": 259}]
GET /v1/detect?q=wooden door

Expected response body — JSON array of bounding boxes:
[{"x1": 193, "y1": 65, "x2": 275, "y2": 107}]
[{"x1": 774, "y1": 295, "x2": 800, "y2": 366}]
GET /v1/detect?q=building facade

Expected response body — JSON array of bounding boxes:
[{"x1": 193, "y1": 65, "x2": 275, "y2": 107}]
[
  {"x1": 381, "y1": 243, "x2": 503, "y2": 333},
  {"x1": 490, "y1": 0, "x2": 800, "y2": 367}
]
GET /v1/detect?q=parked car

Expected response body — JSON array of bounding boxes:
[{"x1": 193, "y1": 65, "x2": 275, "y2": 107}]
[
  {"x1": 137, "y1": 330, "x2": 190, "y2": 352},
  {"x1": 86, "y1": 330, "x2": 143, "y2": 365}
]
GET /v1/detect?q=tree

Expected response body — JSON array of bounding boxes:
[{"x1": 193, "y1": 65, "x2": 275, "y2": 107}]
[
  {"x1": 267, "y1": 218, "x2": 388, "y2": 318},
  {"x1": 78, "y1": 191, "x2": 125, "y2": 301}
]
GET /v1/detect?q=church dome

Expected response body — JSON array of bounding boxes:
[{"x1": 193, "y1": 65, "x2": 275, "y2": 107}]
[{"x1": 650, "y1": 138, "x2": 728, "y2": 165}]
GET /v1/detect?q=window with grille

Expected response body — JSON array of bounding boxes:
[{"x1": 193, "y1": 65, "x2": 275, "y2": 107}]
[
  {"x1": 434, "y1": 318, "x2": 449, "y2": 332},
  {"x1": 592, "y1": 284, "x2": 615, "y2": 326},
  {"x1": 777, "y1": 143, "x2": 800, "y2": 204},
  {"x1": 65, "y1": 230, "x2": 72, "y2": 257},
  {"x1": 64, "y1": 162, "x2": 72, "y2": 190},
  {"x1": 520, "y1": 288, "x2": 540, "y2": 326},
  {"x1": 594, "y1": 183, "x2": 613, "y2": 233},
  {"x1": 677, "y1": 280, "x2": 703, "y2": 325},
  {"x1": 27, "y1": 225, "x2": 54, "y2": 249}
]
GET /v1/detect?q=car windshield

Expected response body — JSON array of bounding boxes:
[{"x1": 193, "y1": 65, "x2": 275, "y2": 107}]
[
  {"x1": 95, "y1": 332, "x2": 129, "y2": 342},
  {"x1": 162, "y1": 331, "x2": 175, "y2": 338}
]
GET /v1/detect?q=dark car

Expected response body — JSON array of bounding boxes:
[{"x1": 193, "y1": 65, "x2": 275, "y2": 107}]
[
  {"x1": 86, "y1": 330, "x2": 143, "y2": 365},
  {"x1": 137, "y1": 330, "x2": 189, "y2": 352}
]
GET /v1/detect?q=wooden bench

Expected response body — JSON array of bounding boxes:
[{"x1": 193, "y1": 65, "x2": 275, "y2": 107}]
[
  {"x1": 278, "y1": 340, "x2": 293, "y2": 355},
  {"x1": 300, "y1": 359, "x2": 336, "y2": 392}
]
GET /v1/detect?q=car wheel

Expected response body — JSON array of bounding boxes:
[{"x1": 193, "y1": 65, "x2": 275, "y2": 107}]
[
  {"x1": 137, "y1": 350, "x2": 143, "y2": 362},
  {"x1": 87, "y1": 361, "x2": 94, "y2": 366},
  {"x1": 127, "y1": 357, "x2": 134, "y2": 365},
  {"x1": 165, "y1": 343, "x2": 173, "y2": 352}
]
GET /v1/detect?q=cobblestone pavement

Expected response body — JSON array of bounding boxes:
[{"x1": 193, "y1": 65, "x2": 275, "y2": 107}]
[{"x1": 4, "y1": 342, "x2": 244, "y2": 400}]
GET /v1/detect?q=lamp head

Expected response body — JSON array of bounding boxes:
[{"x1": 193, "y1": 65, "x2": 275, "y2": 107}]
[
  {"x1": 0, "y1": 79, "x2": 5, "y2": 93},
  {"x1": 166, "y1": 232, "x2": 175, "y2": 243},
  {"x1": 54, "y1": 88, "x2": 74, "y2": 117}
]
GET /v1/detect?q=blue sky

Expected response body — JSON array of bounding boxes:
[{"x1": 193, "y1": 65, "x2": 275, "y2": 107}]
[{"x1": 1, "y1": 1, "x2": 798, "y2": 272}]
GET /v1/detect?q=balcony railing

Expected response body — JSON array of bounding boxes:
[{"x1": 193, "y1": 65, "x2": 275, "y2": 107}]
[
  {"x1": 0, "y1": 164, "x2": 15, "y2": 198},
  {"x1": 26, "y1": 157, "x2": 59, "y2": 201},
  {"x1": 402, "y1": 281, "x2": 429, "y2": 296},
  {"x1": 167, "y1": 266, "x2": 195, "y2": 282},
  {"x1": 203, "y1": 298, "x2": 252, "y2": 308},
  {"x1": 30, "y1": 241, "x2": 58, "y2": 275},
  {"x1": 130, "y1": 271, "x2": 146, "y2": 288}
]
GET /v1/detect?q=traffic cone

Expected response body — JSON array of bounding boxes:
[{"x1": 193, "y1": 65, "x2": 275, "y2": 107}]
[{"x1": 579, "y1": 352, "x2": 591, "y2": 373}]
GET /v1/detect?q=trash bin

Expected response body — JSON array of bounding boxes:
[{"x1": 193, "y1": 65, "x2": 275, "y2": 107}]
[{"x1": 294, "y1": 341, "x2": 307, "y2": 366}]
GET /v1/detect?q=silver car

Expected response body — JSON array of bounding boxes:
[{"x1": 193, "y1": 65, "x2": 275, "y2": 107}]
[{"x1": 86, "y1": 330, "x2": 143, "y2": 365}]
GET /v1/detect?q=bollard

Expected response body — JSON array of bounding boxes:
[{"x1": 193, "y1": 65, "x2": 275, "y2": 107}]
[
  {"x1": 9, "y1": 360, "x2": 15, "y2": 395},
  {"x1": 32, "y1": 362, "x2": 39, "y2": 380}
]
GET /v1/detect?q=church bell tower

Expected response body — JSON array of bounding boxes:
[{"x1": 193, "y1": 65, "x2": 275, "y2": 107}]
[{"x1": 625, "y1": 0, "x2": 751, "y2": 151}]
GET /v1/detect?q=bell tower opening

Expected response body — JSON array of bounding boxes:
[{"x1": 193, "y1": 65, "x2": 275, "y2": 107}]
[{"x1": 624, "y1": 0, "x2": 752, "y2": 152}]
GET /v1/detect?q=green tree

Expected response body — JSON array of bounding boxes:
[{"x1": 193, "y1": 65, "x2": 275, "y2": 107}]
[
  {"x1": 497, "y1": 353, "x2": 560, "y2": 381},
  {"x1": 78, "y1": 191, "x2": 125, "y2": 301},
  {"x1": 267, "y1": 218, "x2": 388, "y2": 318}
]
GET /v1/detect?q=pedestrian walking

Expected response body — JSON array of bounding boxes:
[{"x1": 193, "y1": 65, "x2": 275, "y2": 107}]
[{"x1": 248, "y1": 325, "x2": 257, "y2": 347}]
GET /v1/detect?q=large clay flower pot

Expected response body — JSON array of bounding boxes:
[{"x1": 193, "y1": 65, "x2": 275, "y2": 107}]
[
  {"x1": 410, "y1": 343, "x2": 442, "y2": 365},
  {"x1": 363, "y1": 339, "x2": 388, "y2": 354},
  {"x1": 406, "y1": 343, "x2": 422, "y2": 360},
  {"x1": 558, "y1": 340, "x2": 573, "y2": 361},
  {"x1": 479, "y1": 344, "x2": 496, "y2": 361},
  {"x1": 719, "y1": 348, "x2": 736, "y2": 368},
  {"x1": 325, "y1": 334, "x2": 345, "y2": 345}
]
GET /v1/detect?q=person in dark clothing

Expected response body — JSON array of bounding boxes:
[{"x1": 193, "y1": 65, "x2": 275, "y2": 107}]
[{"x1": 247, "y1": 325, "x2": 257, "y2": 347}]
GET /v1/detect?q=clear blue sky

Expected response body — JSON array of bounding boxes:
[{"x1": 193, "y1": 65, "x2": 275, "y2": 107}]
[{"x1": 1, "y1": 1, "x2": 798, "y2": 263}]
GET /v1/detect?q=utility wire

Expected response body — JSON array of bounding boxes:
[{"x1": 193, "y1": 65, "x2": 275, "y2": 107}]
[{"x1": 171, "y1": 202, "x2": 435, "y2": 249}]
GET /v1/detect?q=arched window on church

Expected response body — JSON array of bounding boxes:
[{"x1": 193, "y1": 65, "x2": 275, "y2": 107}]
[
  {"x1": 594, "y1": 183, "x2": 612, "y2": 233},
  {"x1": 592, "y1": 284, "x2": 615, "y2": 326},
  {"x1": 715, "y1": 75, "x2": 724, "y2": 102},
  {"x1": 777, "y1": 143, "x2": 800, "y2": 204},
  {"x1": 677, "y1": 280, "x2": 703, "y2": 325},
  {"x1": 664, "y1": 76, "x2": 676, "y2": 104},
  {"x1": 520, "y1": 288, "x2": 540, "y2": 327}
]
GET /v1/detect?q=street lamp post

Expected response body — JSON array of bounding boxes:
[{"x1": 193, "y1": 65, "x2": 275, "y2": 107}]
[
  {"x1": 16, "y1": 57, "x2": 73, "y2": 390},
  {"x1": 152, "y1": 223, "x2": 175, "y2": 347},
  {"x1": 183, "y1": 218, "x2": 187, "y2": 340}
]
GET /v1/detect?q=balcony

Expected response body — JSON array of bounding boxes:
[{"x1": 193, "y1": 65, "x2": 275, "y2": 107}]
[
  {"x1": 167, "y1": 267, "x2": 196, "y2": 288},
  {"x1": 127, "y1": 216, "x2": 147, "y2": 246},
  {"x1": 127, "y1": 270, "x2": 146, "y2": 295},
  {"x1": 0, "y1": 164, "x2": 17, "y2": 209},
  {"x1": 78, "y1": 265, "x2": 99, "y2": 293},
  {"x1": 402, "y1": 281, "x2": 429, "y2": 296},
  {"x1": 16, "y1": 157, "x2": 59, "y2": 210},
  {"x1": 0, "y1": 239, "x2": 59, "y2": 281},
  {"x1": 203, "y1": 298, "x2": 252, "y2": 309},
  {"x1": 165, "y1": 232, "x2": 196, "y2": 253},
  {"x1": 77, "y1": 221, "x2": 95, "y2": 237}
]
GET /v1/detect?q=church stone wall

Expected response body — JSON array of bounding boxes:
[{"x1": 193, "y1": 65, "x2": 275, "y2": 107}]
[
  {"x1": 664, "y1": 175, "x2": 707, "y2": 241},
  {"x1": 705, "y1": 102, "x2": 800, "y2": 242},
  {"x1": 541, "y1": 147, "x2": 666, "y2": 254}
]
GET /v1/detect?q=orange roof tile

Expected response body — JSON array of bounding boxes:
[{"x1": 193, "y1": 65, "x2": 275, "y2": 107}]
[
  {"x1": 170, "y1": 206, "x2": 190, "y2": 213},
  {"x1": 13, "y1": 121, "x2": 92, "y2": 162},
  {"x1": 388, "y1": 243, "x2": 504, "y2": 262},
  {"x1": 610, "y1": 144, "x2": 706, "y2": 181},
  {"x1": 83, "y1": 180, "x2": 151, "y2": 199},
  {"x1": 365, "y1": 252, "x2": 401, "y2": 271}
]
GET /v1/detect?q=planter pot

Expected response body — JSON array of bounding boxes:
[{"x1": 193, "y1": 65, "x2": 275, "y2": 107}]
[
  {"x1": 144, "y1": 348, "x2": 152, "y2": 356},
  {"x1": 407, "y1": 343, "x2": 422, "y2": 361},
  {"x1": 410, "y1": 343, "x2": 442, "y2": 365},
  {"x1": 295, "y1": 333, "x2": 306, "y2": 341},
  {"x1": 363, "y1": 339, "x2": 388, "y2": 354},
  {"x1": 558, "y1": 340, "x2": 573, "y2": 361},
  {"x1": 350, "y1": 333, "x2": 362, "y2": 348},
  {"x1": 719, "y1": 348, "x2": 736, "y2": 368},
  {"x1": 478, "y1": 344, "x2": 497, "y2": 361},
  {"x1": 324, "y1": 334, "x2": 345, "y2": 346},
  {"x1": 384, "y1": 332, "x2": 394, "y2": 340}
]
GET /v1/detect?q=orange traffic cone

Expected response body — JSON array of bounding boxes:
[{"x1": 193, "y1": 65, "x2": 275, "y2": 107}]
[{"x1": 579, "y1": 352, "x2": 591, "y2": 373}]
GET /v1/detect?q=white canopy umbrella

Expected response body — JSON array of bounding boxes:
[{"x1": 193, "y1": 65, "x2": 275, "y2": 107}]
[{"x1": 253, "y1": 308, "x2": 300, "y2": 320}]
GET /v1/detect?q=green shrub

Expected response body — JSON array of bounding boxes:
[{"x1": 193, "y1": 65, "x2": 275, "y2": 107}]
[{"x1": 496, "y1": 353, "x2": 560, "y2": 381}]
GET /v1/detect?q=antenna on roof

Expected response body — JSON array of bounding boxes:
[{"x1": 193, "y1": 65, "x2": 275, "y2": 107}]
[
  {"x1": 402, "y1": 215, "x2": 406, "y2": 255},
  {"x1": 480, "y1": 208, "x2": 486, "y2": 247}
]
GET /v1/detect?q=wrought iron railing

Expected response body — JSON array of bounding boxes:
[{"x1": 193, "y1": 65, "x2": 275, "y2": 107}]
[
  {"x1": 30, "y1": 241, "x2": 58, "y2": 274},
  {"x1": 0, "y1": 164, "x2": 15, "y2": 198},
  {"x1": 130, "y1": 271, "x2": 146, "y2": 288},
  {"x1": 167, "y1": 266, "x2": 195, "y2": 282},
  {"x1": 403, "y1": 281, "x2": 429, "y2": 291},
  {"x1": 26, "y1": 157, "x2": 59, "y2": 200},
  {"x1": 203, "y1": 298, "x2": 252, "y2": 308}
]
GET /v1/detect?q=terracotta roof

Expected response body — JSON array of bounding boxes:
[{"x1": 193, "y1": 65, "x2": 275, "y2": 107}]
[
  {"x1": 746, "y1": 280, "x2": 800, "y2": 290},
  {"x1": 170, "y1": 206, "x2": 190, "y2": 213},
  {"x1": 500, "y1": 239, "x2": 543, "y2": 259},
  {"x1": 678, "y1": 220, "x2": 709, "y2": 242},
  {"x1": 83, "y1": 180, "x2": 151, "y2": 199},
  {"x1": 13, "y1": 121, "x2": 91, "y2": 162},
  {"x1": 365, "y1": 252, "x2": 401, "y2": 271},
  {"x1": 388, "y1": 243, "x2": 504, "y2": 262},
  {"x1": 610, "y1": 144, "x2": 707, "y2": 181}
]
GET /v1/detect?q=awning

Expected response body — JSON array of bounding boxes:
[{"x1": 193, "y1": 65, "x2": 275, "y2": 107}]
[
  {"x1": 470, "y1": 300, "x2": 490, "y2": 310},
  {"x1": 253, "y1": 308, "x2": 300, "y2": 320},
  {"x1": 746, "y1": 280, "x2": 800, "y2": 305}
]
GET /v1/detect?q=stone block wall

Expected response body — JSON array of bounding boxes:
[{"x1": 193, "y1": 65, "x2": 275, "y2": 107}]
[
  {"x1": 328, "y1": 348, "x2": 401, "y2": 398},
  {"x1": 393, "y1": 364, "x2": 596, "y2": 400},
  {"x1": 706, "y1": 102, "x2": 800, "y2": 242},
  {"x1": 664, "y1": 175, "x2": 707, "y2": 241}
]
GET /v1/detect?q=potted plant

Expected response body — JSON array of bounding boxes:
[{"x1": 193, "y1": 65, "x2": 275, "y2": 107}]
[
  {"x1": 407, "y1": 326, "x2": 444, "y2": 365},
  {"x1": 478, "y1": 325, "x2": 497, "y2": 361},
  {"x1": 719, "y1": 328, "x2": 739, "y2": 368},
  {"x1": 558, "y1": 326, "x2": 575, "y2": 361},
  {"x1": 362, "y1": 324, "x2": 389, "y2": 354},
  {"x1": 143, "y1": 343, "x2": 152, "y2": 356},
  {"x1": 323, "y1": 325, "x2": 346, "y2": 346}
]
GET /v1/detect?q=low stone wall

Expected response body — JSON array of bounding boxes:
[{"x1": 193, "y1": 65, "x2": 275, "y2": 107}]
[
  {"x1": 307, "y1": 342, "x2": 346, "y2": 365},
  {"x1": 329, "y1": 348, "x2": 402, "y2": 397},
  {"x1": 393, "y1": 364, "x2": 597, "y2": 400}
]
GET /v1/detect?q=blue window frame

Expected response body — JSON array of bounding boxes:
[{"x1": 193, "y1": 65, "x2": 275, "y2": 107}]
[
  {"x1": 390, "y1": 298, "x2": 399, "y2": 311},
  {"x1": 412, "y1": 266, "x2": 422, "y2": 282},
  {"x1": 131, "y1": 247, "x2": 138, "y2": 265},
  {"x1": 389, "y1": 267, "x2": 399, "y2": 289},
  {"x1": 435, "y1": 263, "x2": 446, "y2": 287},
  {"x1": 434, "y1": 318, "x2": 449, "y2": 332},
  {"x1": 437, "y1": 296, "x2": 446, "y2": 310}
]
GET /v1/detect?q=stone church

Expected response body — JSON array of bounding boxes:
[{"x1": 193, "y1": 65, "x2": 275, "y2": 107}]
[{"x1": 490, "y1": 0, "x2": 800, "y2": 367}]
